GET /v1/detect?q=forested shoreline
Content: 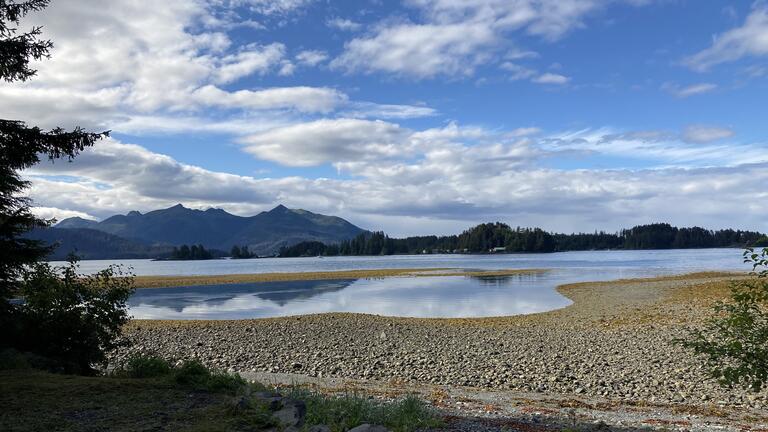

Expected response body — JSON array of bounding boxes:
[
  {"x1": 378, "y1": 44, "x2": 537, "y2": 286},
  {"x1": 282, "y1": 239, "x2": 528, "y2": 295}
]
[{"x1": 279, "y1": 222, "x2": 768, "y2": 257}]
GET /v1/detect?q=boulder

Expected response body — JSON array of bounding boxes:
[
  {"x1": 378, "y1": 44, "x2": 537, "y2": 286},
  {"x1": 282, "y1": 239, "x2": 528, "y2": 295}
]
[{"x1": 272, "y1": 399, "x2": 306, "y2": 429}]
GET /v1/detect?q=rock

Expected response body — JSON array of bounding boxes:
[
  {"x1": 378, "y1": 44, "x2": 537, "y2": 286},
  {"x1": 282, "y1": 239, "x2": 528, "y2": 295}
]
[
  {"x1": 348, "y1": 424, "x2": 390, "y2": 432},
  {"x1": 307, "y1": 426, "x2": 331, "y2": 432},
  {"x1": 272, "y1": 399, "x2": 306, "y2": 428},
  {"x1": 252, "y1": 391, "x2": 284, "y2": 411}
]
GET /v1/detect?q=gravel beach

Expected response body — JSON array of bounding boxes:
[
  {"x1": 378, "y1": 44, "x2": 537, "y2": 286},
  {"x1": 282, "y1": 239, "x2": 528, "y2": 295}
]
[{"x1": 114, "y1": 271, "x2": 768, "y2": 430}]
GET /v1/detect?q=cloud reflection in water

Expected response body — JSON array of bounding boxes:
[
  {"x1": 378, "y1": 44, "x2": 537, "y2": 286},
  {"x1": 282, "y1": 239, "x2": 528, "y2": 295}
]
[{"x1": 128, "y1": 274, "x2": 571, "y2": 320}]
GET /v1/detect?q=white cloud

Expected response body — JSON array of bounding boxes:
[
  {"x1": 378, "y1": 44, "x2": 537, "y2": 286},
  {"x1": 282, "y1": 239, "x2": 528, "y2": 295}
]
[
  {"x1": 682, "y1": 125, "x2": 735, "y2": 144},
  {"x1": 25, "y1": 138, "x2": 768, "y2": 235},
  {"x1": 213, "y1": 43, "x2": 287, "y2": 83},
  {"x1": 326, "y1": 17, "x2": 362, "y2": 31},
  {"x1": 295, "y1": 50, "x2": 329, "y2": 66},
  {"x1": 332, "y1": 22, "x2": 496, "y2": 78},
  {"x1": 0, "y1": 0, "x2": 439, "y2": 139},
  {"x1": 685, "y1": 5, "x2": 768, "y2": 71},
  {"x1": 532, "y1": 72, "x2": 570, "y2": 85},
  {"x1": 0, "y1": 0, "x2": 308, "y2": 128},
  {"x1": 333, "y1": 0, "x2": 646, "y2": 78},
  {"x1": 341, "y1": 102, "x2": 437, "y2": 119},
  {"x1": 238, "y1": 119, "x2": 414, "y2": 166},
  {"x1": 542, "y1": 128, "x2": 763, "y2": 167},
  {"x1": 190, "y1": 85, "x2": 346, "y2": 113},
  {"x1": 662, "y1": 82, "x2": 718, "y2": 98},
  {"x1": 232, "y1": 0, "x2": 315, "y2": 16},
  {"x1": 502, "y1": 63, "x2": 571, "y2": 84},
  {"x1": 501, "y1": 62, "x2": 537, "y2": 80},
  {"x1": 31, "y1": 206, "x2": 98, "y2": 223}
]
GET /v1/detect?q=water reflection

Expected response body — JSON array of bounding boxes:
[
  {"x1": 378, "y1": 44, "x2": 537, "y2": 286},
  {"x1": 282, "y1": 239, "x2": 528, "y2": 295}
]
[{"x1": 128, "y1": 273, "x2": 570, "y2": 320}]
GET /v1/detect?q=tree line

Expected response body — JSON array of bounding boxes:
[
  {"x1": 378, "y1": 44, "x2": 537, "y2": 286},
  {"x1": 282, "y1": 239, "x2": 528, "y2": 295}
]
[
  {"x1": 169, "y1": 244, "x2": 215, "y2": 260},
  {"x1": 279, "y1": 222, "x2": 767, "y2": 257},
  {"x1": 230, "y1": 245, "x2": 256, "y2": 259}
]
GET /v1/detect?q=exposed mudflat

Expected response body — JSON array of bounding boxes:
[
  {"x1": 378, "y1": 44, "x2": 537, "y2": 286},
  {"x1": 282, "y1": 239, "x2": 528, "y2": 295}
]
[
  {"x1": 132, "y1": 268, "x2": 542, "y2": 288},
  {"x1": 114, "y1": 271, "x2": 768, "y2": 431}
]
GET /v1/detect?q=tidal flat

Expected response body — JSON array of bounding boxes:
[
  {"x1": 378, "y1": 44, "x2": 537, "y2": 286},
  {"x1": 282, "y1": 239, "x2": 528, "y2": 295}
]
[{"x1": 115, "y1": 271, "x2": 768, "y2": 430}]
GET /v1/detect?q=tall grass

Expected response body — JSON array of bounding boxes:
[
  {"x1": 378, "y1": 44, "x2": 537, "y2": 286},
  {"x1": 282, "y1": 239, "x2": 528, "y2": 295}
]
[
  {"x1": 288, "y1": 387, "x2": 442, "y2": 432},
  {"x1": 114, "y1": 355, "x2": 441, "y2": 431}
]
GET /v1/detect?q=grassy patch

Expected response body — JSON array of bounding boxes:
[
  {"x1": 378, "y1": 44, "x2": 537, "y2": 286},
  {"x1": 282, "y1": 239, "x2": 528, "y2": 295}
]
[
  {"x1": 288, "y1": 387, "x2": 442, "y2": 432},
  {"x1": 114, "y1": 353, "x2": 172, "y2": 378},
  {"x1": 170, "y1": 359, "x2": 247, "y2": 394},
  {"x1": 0, "y1": 369, "x2": 274, "y2": 432},
  {"x1": 112, "y1": 355, "x2": 250, "y2": 394},
  {"x1": 1, "y1": 358, "x2": 441, "y2": 432}
]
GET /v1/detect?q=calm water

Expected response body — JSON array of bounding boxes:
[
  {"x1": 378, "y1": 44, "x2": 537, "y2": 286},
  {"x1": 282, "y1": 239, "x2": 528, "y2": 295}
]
[{"x1": 53, "y1": 249, "x2": 753, "y2": 320}]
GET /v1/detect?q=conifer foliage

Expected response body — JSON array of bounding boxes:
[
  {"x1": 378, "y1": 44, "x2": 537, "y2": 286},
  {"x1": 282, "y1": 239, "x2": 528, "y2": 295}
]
[{"x1": 1, "y1": 1, "x2": 131, "y2": 374}]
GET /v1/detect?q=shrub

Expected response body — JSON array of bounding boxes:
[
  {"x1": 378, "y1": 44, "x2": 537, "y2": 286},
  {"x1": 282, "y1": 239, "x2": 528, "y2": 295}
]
[
  {"x1": 14, "y1": 257, "x2": 134, "y2": 374},
  {"x1": 172, "y1": 359, "x2": 246, "y2": 394},
  {"x1": 680, "y1": 248, "x2": 768, "y2": 391},
  {"x1": 118, "y1": 354, "x2": 171, "y2": 378},
  {"x1": 291, "y1": 388, "x2": 441, "y2": 432}
]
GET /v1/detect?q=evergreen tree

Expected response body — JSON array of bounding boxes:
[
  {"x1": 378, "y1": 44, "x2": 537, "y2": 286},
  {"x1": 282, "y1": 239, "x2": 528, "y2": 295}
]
[{"x1": 1, "y1": 0, "x2": 108, "y2": 348}]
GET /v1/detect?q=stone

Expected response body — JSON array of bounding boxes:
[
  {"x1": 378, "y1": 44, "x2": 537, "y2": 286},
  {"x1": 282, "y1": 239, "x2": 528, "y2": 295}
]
[
  {"x1": 272, "y1": 399, "x2": 306, "y2": 428},
  {"x1": 308, "y1": 426, "x2": 331, "y2": 432},
  {"x1": 348, "y1": 425, "x2": 390, "y2": 432},
  {"x1": 252, "y1": 391, "x2": 284, "y2": 411}
]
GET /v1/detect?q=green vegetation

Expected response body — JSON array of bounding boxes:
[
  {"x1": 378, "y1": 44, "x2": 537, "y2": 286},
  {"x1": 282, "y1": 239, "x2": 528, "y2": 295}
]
[
  {"x1": 281, "y1": 222, "x2": 765, "y2": 256},
  {"x1": 0, "y1": 0, "x2": 108, "y2": 352},
  {"x1": 0, "y1": 367, "x2": 275, "y2": 432},
  {"x1": 1, "y1": 354, "x2": 441, "y2": 432},
  {"x1": 680, "y1": 248, "x2": 768, "y2": 391},
  {"x1": 169, "y1": 244, "x2": 216, "y2": 260},
  {"x1": 288, "y1": 388, "x2": 442, "y2": 432},
  {"x1": 230, "y1": 244, "x2": 257, "y2": 259},
  {"x1": 115, "y1": 353, "x2": 172, "y2": 378},
  {"x1": 11, "y1": 258, "x2": 134, "y2": 374},
  {"x1": 169, "y1": 359, "x2": 247, "y2": 394}
]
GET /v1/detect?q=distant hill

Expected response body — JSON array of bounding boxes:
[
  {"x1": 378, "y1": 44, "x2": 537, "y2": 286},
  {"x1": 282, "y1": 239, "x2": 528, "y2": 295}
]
[
  {"x1": 48, "y1": 204, "x2": 366, "y2": 258},
  {"x1": 25, "y1": 227, "x2": 174, "y2": 261}
]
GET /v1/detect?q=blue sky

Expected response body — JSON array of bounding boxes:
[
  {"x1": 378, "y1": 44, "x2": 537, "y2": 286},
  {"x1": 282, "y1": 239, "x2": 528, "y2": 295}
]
[{"x1": 3, "y1": 0, "x2": 768, "y2": 235}]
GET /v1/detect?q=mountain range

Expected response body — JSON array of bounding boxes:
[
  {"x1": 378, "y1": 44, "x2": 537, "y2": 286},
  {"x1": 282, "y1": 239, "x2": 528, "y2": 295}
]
[{"x1": 27, "y1": 204, "x2": 366, "y2": 260}]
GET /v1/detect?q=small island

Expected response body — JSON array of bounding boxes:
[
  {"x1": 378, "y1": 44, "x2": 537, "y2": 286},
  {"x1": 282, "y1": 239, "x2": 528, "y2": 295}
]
[{"x1": 164, "y1": 244, "x2": 216, "y2": 260}]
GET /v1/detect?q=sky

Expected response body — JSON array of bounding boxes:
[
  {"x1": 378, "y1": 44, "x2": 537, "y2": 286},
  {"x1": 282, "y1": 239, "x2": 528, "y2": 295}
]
[{"x1": 3, "y1": 0, "x2": 768, "y2": 236}]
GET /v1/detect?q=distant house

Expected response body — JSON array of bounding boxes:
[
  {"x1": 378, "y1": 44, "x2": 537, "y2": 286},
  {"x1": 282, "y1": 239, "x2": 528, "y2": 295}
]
[{"x1": 490, "y1": 247, "x2": 506, "y2": 253}]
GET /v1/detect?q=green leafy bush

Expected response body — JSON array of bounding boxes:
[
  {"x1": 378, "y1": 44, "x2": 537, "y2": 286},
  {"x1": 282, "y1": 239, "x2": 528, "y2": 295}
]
[
  {"x1": 118, "y1": 354, "x2": 171, "y2": 378},
  {"x1": 290, "y1": 388, "x2": 441, "y2": 432},
  {"x1": 14, "y1": 258, "x2": 134, "y2": 374},
  {"x1": 680, "y1": 248, "x2": 768, "y2": 391},
  {"x1": 172, "y1": 359, "x2": 246, "y2": 394}
]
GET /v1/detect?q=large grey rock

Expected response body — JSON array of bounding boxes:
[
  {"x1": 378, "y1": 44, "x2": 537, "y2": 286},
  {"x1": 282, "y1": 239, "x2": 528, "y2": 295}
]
[
  {"x1": 307, "y1": 426, "x2": 331, "y2": 432},
  {"x1": 348, "y1": 424, "x2": 390, "y2": 432},
  {"x1": 272, "y1": 399, "x2": 306, "y2": 428}
]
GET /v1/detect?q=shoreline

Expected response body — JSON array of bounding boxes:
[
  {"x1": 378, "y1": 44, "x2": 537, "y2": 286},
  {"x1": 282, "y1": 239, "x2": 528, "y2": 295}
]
[{"x1": 115, "y1": 270, "x2": 766, "y2": 430}]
